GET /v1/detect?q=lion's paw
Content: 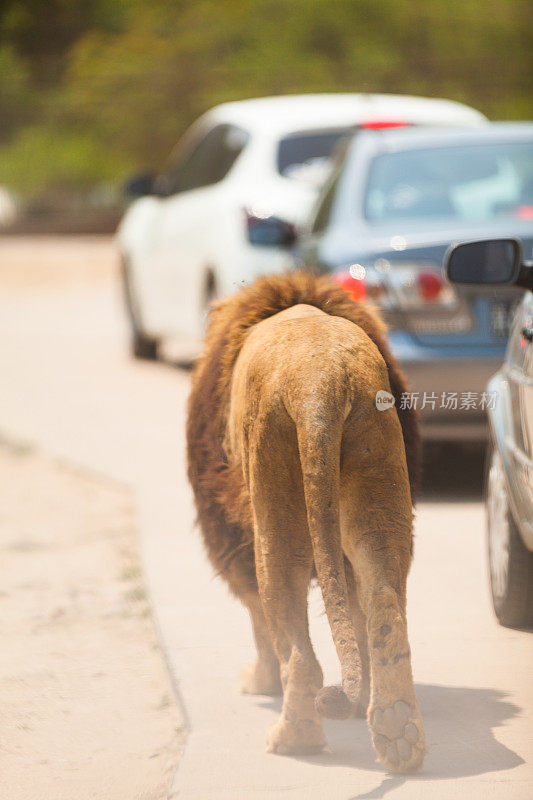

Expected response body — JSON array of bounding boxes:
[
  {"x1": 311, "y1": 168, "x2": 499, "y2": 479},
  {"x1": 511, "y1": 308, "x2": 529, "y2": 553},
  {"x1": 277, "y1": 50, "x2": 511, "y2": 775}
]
[
  {"x1": 369, "y1": 700, "x2": 425, "y2": 772},
  {"x1": 266, "y1": 718, "x2": 326, "y2": 755},
  {"x1": 239, "y1": 660, "x2": 282, "y2": 696}
]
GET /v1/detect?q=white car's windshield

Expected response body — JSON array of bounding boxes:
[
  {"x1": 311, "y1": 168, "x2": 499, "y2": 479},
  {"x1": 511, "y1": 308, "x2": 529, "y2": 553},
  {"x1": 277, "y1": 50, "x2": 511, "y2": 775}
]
[{"x1": 364, "y1": 140, "x2": 533, "y2": 225}]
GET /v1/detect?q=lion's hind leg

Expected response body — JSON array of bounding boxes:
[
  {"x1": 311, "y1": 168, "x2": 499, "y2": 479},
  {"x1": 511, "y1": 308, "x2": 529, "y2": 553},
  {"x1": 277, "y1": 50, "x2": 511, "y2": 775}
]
[
  {"x1": 341, "y1": 410, "x2": 426, "y2": 772},
  {"x1": 239, "y1": 592, "x2": 282, "y2": 696},
  {"x1": 257, "y1": 536, "x2": 325, "y2": 755},
  {"x1": 248, "y1": 426, "x2": 326, "y2": 755}
]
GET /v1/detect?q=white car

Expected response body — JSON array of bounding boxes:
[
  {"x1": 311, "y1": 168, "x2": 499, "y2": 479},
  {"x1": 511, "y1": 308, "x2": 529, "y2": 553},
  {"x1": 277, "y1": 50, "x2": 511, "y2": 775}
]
[{"x1": 116, "y1": 93, "x2": 486, "y2": 359}]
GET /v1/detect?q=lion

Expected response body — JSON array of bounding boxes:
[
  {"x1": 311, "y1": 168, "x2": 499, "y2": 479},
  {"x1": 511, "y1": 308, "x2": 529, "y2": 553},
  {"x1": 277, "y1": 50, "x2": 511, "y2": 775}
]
[{"x1": 186, "y1": 271, "x2": 425, "y2": 772}]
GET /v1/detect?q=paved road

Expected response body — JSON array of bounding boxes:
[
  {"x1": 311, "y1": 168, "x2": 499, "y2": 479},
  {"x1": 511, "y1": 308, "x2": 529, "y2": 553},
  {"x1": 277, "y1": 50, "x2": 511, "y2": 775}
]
[{"x1": 1, "y1": 237, "x2": 531, "y2": 799}]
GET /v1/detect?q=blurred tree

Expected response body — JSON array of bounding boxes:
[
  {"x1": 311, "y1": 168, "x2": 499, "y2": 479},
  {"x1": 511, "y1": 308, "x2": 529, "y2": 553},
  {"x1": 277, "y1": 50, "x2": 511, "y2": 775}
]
[
  {"x1": 0, "y1": 44, "x2": 32, "y2": 140},
  {"x1": 0, "y1": 0, "x2": 531, "y2": 200},
  {"x1": 0, "y1": 0, "x2": 130, "y2": 83}
]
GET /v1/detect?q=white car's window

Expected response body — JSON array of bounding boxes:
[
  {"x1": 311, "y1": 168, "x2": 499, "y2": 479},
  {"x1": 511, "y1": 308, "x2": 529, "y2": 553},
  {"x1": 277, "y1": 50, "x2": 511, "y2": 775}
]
[
  {"x1": 277, "y1": 129, "x2": 353, "y2": 178},
  {"x1": 160, "y1": 124, "x2": 249, "y2": 195},
  {"x1": 364, "y1": 140, "x2": 533, "y2": 224}
]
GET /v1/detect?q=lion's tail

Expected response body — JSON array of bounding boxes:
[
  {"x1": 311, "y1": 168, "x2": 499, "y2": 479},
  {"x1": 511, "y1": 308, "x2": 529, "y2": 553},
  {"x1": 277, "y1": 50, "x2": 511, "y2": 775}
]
[{"x1": 296, "y1": 407, "x2": 361, "y2": 720}]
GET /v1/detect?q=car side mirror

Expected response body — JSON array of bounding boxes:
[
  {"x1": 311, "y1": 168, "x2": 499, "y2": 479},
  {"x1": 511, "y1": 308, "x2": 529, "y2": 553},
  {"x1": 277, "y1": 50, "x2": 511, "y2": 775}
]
[
  {"x1": 245, "y1": 212, "x2": 298, "y2": 248},
  {"x1": 124, "y1": 173, "x2": 156, "y2": 199},
  {"x1": 444, "y1": 238, "x2": 522, "y2": 286}
]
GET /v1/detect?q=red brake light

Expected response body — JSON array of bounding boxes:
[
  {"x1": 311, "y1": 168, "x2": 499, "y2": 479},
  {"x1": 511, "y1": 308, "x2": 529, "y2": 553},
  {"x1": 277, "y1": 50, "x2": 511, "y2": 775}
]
[
  {"x1": 417, "y1": 270, "x2": 443, "y2": 301},
  {"x1": 334, "y1": 271, "x2": 366, "y2": 301},
  {"x1": 515, "y1": 205, "x2": 533, "y2": 220},
  {"x1": 359, "y1": 120, "x2": 410, "y2": 130}
]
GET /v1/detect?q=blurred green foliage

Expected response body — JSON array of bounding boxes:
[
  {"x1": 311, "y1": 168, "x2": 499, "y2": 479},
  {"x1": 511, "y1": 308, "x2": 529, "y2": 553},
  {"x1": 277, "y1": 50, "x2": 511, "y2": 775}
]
[{"x1": 0, "y1": 0, "x2": 531, "y2": 199}]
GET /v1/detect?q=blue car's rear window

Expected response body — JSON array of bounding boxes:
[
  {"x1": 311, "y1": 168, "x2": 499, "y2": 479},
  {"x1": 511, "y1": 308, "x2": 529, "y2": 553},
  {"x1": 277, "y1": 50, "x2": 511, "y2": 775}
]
[{"x1": 365, "y1": 140, "x2": 533, "y2": 224}]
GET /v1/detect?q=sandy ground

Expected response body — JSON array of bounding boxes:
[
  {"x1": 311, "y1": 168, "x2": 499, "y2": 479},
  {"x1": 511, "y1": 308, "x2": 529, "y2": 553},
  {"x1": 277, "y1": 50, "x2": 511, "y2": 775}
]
[
  {"x1": 0, "y1": 235, "x2": 116, "y2": 290},
  {"x1": 0, "y1": 436, "x2": 182, "y2": 800}
]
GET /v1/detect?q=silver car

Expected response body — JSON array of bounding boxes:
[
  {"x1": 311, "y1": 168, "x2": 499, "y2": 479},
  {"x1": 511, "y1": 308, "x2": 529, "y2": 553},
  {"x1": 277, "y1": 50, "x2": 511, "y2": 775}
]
[{"x1": 446, "y1": 238, "x2": 533, "y2": 627}]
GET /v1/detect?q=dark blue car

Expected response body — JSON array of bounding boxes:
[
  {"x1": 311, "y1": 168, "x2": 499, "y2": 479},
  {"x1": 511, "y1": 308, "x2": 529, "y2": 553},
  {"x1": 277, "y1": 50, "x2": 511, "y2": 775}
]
[{"x1": 297, "y1": 122, "x2": 533, "y2": 441}]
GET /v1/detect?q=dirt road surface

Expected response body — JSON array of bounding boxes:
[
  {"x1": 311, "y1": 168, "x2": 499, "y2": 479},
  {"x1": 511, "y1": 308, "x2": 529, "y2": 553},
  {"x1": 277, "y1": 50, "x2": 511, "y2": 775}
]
[
  {"x1": 0, "y1": 236, "x2": 531, "y2": 800},
  {"x1": 0, "y1": 440, "x2": 181, "y2": 800}
]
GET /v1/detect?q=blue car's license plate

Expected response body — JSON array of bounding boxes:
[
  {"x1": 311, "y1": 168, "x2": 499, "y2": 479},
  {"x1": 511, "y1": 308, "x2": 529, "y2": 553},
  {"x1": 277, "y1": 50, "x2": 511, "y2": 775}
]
[{"x1": 490, "y1": 300, "x2": 519, "y2": 338}]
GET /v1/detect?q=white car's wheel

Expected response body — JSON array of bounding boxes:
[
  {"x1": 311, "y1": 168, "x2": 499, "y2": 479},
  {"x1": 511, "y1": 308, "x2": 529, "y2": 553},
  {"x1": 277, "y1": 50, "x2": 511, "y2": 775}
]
[
  {"x1": 121, "y1": 258, "x2": 158, "y2": 360},
  {"x1": 486, "y1": 445, "x2": 533, "y2": 627}
]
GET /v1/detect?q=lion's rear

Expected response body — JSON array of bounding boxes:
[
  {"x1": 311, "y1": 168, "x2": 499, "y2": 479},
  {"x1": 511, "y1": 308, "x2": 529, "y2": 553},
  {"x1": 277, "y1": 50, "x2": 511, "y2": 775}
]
[{"x1": 187, "y1": 272, "x2": 420, "y2": 596}]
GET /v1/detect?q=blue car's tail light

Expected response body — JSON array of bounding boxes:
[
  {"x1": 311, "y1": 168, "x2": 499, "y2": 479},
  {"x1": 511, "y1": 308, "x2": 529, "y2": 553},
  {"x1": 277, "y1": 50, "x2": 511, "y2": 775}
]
[{"x1": 335, "y1": 260, "x2": 474, "y2": 334}]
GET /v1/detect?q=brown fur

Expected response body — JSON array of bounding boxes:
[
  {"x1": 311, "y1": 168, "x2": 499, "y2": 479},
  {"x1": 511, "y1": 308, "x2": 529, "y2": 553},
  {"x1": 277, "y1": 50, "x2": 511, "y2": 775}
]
[{"x1": 186, "y1": 271, "x2": 425, "y2": 771}]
